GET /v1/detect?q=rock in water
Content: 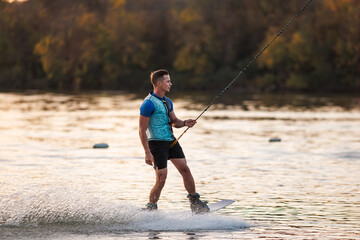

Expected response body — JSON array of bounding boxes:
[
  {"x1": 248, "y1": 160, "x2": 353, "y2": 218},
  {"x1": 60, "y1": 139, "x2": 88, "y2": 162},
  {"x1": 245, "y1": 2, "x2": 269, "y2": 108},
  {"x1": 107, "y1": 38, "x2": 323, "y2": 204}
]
[
  {"x1": 269, "y1": 138, "x2": 281, "y2": 142},
  {"x1": 93, "y1": 143, "x2": 109, "y2": 148}
]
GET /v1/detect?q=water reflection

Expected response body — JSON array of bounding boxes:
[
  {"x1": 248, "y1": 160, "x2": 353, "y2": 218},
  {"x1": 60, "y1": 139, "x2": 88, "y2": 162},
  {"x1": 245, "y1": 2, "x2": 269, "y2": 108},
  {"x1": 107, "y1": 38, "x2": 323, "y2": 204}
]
[
  {"x1": 0, "y1": 91, "x2": 359, "y2": 239},
  {"x1": 147, "y1": 231, "x2": 161, "y2": 239},
  {"x1": 1, "y1": 91, "x2": 359, "y2": 112}
]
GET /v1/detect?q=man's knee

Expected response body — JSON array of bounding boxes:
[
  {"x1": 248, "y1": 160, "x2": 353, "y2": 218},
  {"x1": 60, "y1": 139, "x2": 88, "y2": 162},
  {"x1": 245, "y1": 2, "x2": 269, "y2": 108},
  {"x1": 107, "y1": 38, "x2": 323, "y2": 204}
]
[
  {"x1": 158, "y1": 176, "x2": 167, "y2": 186},
  {"x1": 156, "y1": 169, "x2": 167, "y2": 186},
  {"x1": 179, "y1": 165, "x2": 191, "y2": 175}
]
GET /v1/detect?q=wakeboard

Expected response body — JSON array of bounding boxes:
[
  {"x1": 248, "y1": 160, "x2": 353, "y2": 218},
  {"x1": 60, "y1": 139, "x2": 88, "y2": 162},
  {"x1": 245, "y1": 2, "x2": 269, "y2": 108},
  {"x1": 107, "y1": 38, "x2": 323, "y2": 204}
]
[
  {"x1": 208, "y1": 199, "x2": 235, "y2": 212},
  {"x1": 140, "y1": 199, "x2": 235, "y2": 213}
]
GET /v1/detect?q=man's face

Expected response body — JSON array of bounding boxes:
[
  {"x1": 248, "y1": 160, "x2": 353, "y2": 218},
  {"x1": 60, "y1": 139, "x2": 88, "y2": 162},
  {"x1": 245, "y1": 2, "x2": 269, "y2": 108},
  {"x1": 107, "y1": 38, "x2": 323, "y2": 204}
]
[{"x1": 158, "y1": 75, "x2": 172, "y2": 93}]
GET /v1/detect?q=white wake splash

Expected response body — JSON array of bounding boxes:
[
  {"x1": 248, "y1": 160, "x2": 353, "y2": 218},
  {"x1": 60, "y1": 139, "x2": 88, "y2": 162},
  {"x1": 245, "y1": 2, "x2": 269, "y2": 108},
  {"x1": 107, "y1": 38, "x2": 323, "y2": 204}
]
[{"x1": 0, "y1": 187, "x2": 248, "y2": 231}]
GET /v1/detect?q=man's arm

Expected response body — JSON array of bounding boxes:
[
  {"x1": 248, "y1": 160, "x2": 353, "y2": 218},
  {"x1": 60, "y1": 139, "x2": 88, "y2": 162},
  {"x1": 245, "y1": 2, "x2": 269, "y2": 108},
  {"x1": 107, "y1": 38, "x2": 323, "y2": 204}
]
[
  {"x1": 170, "y1": 111, "x2": 196, "y2": 128},
  {"x1": 139, "y1": 115, "x2": 154, "y2": 166}
]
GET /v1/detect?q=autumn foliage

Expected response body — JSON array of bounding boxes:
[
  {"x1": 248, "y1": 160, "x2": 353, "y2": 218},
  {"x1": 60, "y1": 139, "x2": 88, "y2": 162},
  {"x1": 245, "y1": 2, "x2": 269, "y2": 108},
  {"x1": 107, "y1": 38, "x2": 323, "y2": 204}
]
[{"x1": 0, "y1": 0, "x2": 359, "y2": 92}]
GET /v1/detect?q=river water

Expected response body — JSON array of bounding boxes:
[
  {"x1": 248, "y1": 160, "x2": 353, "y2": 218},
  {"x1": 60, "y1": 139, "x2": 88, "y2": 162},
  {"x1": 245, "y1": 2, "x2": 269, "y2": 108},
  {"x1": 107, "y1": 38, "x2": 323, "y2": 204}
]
[{"x1": 0, "y1": 91, "x2": 359, "y2": 239}]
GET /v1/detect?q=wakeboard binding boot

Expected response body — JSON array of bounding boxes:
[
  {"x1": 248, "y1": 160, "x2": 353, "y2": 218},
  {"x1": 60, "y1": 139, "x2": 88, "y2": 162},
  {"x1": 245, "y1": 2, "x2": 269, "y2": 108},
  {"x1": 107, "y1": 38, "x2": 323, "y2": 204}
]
[
  {"x1": 187, "y1": 193, "x2": 210, "y2": 214},
  {"x1": 144, "y1": 203, "x2": 158, "y2": 211}
]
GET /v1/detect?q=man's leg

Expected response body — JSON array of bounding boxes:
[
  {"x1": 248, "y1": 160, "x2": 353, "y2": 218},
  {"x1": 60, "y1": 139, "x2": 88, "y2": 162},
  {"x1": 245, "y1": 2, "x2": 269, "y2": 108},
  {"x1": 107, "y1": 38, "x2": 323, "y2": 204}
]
[
  {"x1": 149, "y1": 168, "x2": 167, "y2": 204},
  {"x1": 171, "y1": 158, "x2": 210, "y2": 214},
  {"x1": 170, "y1": 158, "x2": 196, "y2": 195}
]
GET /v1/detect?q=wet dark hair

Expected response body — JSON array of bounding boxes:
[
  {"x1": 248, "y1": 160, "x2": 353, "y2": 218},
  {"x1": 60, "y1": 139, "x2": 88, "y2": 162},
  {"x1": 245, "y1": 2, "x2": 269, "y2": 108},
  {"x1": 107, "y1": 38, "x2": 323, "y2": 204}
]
[{"x1": 150, "y1": 69, "x2": 169, "y2": 87}]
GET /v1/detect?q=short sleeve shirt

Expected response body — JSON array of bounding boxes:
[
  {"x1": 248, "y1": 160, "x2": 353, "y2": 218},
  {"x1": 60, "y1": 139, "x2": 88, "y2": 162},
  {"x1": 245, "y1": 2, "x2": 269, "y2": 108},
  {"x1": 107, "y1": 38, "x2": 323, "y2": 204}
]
[{"x1": 140, "y1": 92, "x2": 173, "y2": 117}]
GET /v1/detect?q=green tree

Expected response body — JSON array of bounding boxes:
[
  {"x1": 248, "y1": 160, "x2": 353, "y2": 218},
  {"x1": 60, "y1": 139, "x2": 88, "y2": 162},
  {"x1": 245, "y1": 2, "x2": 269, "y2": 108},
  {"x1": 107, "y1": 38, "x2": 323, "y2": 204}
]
[
  {"x1": 258, "y1": 0, "x2": 359, "y2": 92},
  {"x1": 0, "y1": 0, "x2": 358, "y2": 92}
]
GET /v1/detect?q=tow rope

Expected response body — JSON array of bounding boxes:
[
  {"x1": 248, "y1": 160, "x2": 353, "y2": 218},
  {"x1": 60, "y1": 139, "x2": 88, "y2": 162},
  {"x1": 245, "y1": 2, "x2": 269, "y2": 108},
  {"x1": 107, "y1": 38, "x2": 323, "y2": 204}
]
[{"x1": 171, "y1": 0, "x2": 314, "y2": 148}]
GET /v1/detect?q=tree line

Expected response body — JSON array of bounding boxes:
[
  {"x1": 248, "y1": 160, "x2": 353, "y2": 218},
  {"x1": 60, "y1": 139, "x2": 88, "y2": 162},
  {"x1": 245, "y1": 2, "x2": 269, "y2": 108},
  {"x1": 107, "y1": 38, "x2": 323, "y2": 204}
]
[{"x1": 0, "y1": 0, "x2": 358, "y2": 92}]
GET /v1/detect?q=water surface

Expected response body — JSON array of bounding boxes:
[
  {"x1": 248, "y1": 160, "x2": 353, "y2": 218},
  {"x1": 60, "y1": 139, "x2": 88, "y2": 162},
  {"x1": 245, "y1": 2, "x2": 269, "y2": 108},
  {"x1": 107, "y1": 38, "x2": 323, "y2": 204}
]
[{"x1": 0, "y1": 91, "x2": 359, "y2": 239}]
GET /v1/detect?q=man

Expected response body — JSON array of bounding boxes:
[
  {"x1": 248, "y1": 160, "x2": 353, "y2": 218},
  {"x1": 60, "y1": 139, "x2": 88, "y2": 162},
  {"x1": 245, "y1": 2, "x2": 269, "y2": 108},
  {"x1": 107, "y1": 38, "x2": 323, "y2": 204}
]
[{"x1": 139, "y1": 69, "x2": 209, "y2": 214}]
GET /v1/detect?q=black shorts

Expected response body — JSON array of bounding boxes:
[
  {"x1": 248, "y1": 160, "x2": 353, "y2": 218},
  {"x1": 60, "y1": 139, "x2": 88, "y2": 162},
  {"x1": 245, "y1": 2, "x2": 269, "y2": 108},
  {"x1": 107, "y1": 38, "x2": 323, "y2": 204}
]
[{"x1": 148, "y1": 140, "x2": 185, "y2": 170}]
